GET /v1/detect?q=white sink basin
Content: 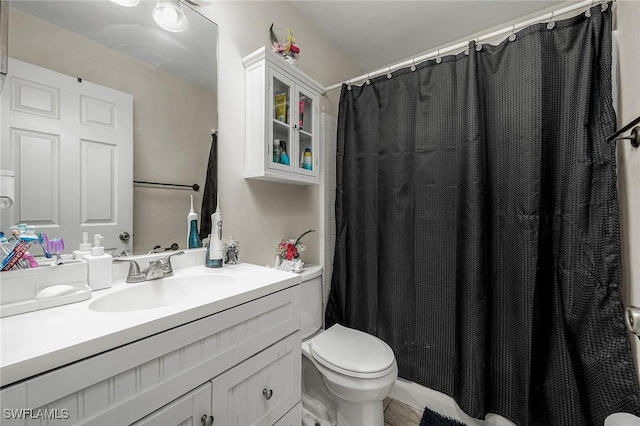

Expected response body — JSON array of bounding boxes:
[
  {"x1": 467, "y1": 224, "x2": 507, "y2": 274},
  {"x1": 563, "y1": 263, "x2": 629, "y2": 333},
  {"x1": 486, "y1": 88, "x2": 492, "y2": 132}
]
[{"x1": 88, "y1": 274, "x2": 237, "y2": 313}]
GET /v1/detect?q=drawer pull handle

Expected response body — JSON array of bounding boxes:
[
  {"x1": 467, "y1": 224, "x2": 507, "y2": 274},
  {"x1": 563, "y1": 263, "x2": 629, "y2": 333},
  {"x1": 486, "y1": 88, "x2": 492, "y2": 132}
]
[
  {"x1": 201, "y1": 414, "x2": 214, "y2": 426},
  {"x1": 263, "y1": 388, "x2": 273, "y2": 400}
]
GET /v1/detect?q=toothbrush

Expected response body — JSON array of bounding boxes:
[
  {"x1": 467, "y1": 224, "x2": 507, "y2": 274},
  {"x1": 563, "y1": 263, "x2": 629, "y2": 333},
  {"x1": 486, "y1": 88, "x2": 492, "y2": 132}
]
[
  {"x1": 47, "y1": 238, "x2": 65, "y2": 265},
  {"x1": 1, "y1": 241, "x2": 35, "y2": 271},
  {"x1": 22, "y1": 252, "x2": 39, "y2": 268},
  {"x1": 38, "y1": 232, "x2": 52, "y2": 258}
]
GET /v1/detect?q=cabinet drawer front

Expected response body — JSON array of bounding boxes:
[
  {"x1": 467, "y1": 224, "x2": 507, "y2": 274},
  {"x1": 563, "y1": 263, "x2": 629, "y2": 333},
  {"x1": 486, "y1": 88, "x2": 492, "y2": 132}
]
[
  {"x1": 132, "y1": 382, "x2": 211, "y2": 426},
  {"x1": 211, "y1": 332, "x2": 301, "y2": 426},
  {"x1": 0, "y1": 287, "x2": 300, "y2": 426}
]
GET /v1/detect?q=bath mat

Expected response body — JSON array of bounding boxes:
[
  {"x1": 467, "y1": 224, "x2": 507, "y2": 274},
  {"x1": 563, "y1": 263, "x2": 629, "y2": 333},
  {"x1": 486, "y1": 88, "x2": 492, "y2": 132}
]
[{"x1": 419, "y1": 407, "x2": 467, "y2": 426}]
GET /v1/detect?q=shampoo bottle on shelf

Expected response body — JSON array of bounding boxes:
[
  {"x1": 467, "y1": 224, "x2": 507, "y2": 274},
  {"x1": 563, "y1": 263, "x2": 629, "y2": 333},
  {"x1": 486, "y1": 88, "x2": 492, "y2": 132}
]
[
  {"x1": 187, "y1": 195, "x2": 201, "y2": 249},
  {"x1": 207, "y1": 194, "x2": 223, "y2": 268},
  {"x1": 273, "y1": 139, "x2": 281, "y2": 164},
  {"x1": 279, "y1": 140, "x2": 290, "y2": 166},
  {"x1": 303, "y1": 148, "x2": 313, "y2": 170}
]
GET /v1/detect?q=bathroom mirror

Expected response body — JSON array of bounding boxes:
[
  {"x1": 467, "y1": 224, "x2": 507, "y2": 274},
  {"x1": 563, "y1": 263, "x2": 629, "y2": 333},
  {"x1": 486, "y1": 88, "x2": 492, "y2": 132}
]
[{"x1": 2, "y1": 0, "x2": 218, "y2": 254}]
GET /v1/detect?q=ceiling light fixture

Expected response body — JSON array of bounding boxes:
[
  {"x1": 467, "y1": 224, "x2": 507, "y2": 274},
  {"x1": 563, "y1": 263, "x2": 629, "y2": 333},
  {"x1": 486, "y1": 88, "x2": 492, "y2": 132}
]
[
  {"x1": 153, "y1": 0, "x2": 188, "y2": 33},
  {"x1": 109, "y1": 0, "x2": 140, "y2": 7}
]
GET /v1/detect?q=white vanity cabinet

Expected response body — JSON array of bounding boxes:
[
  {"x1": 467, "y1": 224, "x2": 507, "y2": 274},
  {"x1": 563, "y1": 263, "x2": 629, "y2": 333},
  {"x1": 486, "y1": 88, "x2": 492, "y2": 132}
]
[
  {"x1": 0, "y1": 285, "x2": 301, "y2": 426},
  {"x1": 243, "y1": 47, "x2": 322, "y2": 185}
]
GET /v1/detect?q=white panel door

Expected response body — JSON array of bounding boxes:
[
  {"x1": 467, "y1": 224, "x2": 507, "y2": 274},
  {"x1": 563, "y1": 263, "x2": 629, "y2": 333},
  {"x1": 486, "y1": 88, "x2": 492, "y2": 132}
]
[{"x1": 0, "y1": 58, "x2": 133, "y2": 253}]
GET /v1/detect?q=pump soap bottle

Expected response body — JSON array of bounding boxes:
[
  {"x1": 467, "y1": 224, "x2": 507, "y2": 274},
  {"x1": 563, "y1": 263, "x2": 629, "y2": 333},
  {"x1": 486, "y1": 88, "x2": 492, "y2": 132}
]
[
  {"x1": 208, "y1": 194, "x2": 223, "y2": 268},
  {"x1": 82, "y1": 234, "x2": 113, "y2": 290},
  {"x1": 73, "y1": 232, "x2": 92, "y2": 260},
  {"x1": 187, "y1": 195, "x2": 201, "y2": 249}
]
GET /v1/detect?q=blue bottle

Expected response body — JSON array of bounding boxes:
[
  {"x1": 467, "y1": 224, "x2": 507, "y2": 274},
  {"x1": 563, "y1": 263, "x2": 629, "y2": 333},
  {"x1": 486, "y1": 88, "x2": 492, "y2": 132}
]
[
  {"x1": 188, "y1": 220, "x2": 201, "y2": 249},
  {"x1": 187, "y1": 195, "x2": 201, "y2": 249},
  {"x1": 280, "y1": 140, "x2": 290, "y2": 166}
]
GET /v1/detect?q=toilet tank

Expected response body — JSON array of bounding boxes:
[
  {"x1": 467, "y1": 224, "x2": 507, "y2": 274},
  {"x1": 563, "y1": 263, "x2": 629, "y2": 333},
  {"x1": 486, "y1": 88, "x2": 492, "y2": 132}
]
[{"x1": 300, "y1": 264, "x2": 323, "y2": 340}]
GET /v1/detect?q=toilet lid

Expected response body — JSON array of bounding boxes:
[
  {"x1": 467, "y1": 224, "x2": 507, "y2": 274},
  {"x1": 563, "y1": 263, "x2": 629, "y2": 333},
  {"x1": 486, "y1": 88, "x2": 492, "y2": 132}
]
[{"x1": 310, "y1": 324, "x2": 395, "y2": 375}]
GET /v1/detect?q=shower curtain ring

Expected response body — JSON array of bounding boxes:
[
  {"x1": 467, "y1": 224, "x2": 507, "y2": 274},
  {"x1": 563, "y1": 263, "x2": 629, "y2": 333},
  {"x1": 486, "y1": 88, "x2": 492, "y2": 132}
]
[
  {"x1": 366, "y1": 73, "x2": 371, "y2": 85},
  {"x1": 436, "y1": 49, "x2": 442, "y2": 64},
  {"x1": 509, "y1": 25, "x2": 517, "y2": 41},
  {"x1": 411, "y1": 58, "x2": 416, "y2": 72},
  {"x1": 547, "y1": 11, "x2": 556, "y2": 29},
  {"x1": 387, "y1": 66, "x2": 392, "y2": 79}
]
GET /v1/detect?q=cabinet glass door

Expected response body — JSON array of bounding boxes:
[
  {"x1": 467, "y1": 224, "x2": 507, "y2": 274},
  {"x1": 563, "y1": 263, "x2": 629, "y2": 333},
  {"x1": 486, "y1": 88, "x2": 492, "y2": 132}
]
[
  {"x1": 294, "y1": 86, "x2": 317, "y2": 178},
  {"x1": 270, "y1": 71, "x2": 295, "y2": 172}
]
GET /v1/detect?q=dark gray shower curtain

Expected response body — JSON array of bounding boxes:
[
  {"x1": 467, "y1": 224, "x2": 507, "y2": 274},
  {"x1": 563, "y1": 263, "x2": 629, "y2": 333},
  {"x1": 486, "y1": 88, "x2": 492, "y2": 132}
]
[{"x1": 326, "y1": 4, "x2": 640, "y2": 425}]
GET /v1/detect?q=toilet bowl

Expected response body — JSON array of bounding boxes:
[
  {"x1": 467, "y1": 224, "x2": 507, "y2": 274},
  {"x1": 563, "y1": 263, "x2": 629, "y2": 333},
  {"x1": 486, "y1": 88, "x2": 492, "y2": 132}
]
[{"x1": 300, "y1": 265, "x2": 398, "y2": 426}]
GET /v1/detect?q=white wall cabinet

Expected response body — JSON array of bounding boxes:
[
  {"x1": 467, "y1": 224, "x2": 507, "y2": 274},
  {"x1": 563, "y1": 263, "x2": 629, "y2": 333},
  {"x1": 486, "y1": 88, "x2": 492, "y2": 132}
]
[
  {"x1": 244, "y1": 47, "x2": 323, "y2": 185},
  {"x1": 0, "y1": 286, "x2": 301, "y2": 426}
]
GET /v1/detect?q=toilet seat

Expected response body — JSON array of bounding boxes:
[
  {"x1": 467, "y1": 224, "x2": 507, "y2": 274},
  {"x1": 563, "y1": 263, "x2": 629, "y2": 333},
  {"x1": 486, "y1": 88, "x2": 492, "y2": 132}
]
[{"x1": 310, "y1": 324, "x2": 395, "y2": 379}]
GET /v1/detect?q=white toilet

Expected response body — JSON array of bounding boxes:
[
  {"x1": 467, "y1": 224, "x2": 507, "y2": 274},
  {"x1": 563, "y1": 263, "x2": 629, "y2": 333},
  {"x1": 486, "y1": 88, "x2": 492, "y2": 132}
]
[{"x1": 300, "y1": 265, "x2": 398, "y2": 426}]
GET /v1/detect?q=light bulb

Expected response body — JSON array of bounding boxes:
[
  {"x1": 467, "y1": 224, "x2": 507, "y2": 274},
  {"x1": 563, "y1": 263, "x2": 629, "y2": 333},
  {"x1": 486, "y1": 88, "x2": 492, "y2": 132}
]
[
  {"x1": 153, "y1": 0, "x2": 188, "y2": 32},
  {"x1": 110, "y1": 0, "x2": 140, "y2": 7},
  {"x1": 161, "y1": 7, "x2": 178, "y2": 23}
]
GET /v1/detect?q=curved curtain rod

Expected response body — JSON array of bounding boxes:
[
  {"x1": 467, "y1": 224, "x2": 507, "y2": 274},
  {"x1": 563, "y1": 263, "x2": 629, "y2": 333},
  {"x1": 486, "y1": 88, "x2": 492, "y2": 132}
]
[{"x1": 323, "y1": 0, "x2": 608, "y2": 93}]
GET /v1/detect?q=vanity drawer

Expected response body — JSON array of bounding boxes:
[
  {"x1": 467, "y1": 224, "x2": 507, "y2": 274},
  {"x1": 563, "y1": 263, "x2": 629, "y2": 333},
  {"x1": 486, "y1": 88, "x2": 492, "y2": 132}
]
[
  {"x1": 211, "y1": 332, "x2": 301, "y2": 426},
  {"x1": 0, "y1": 286, "x2": 300, "y2": 426},
  {"x1": 131, "y1": 382, "x2": 212, "y2": 426}
]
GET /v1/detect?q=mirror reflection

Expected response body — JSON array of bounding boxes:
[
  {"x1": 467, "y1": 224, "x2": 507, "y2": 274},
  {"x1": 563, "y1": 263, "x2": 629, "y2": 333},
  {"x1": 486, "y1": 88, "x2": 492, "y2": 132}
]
[{"x1": 1, "y1": 0, "x2": 218, "y2": 255}]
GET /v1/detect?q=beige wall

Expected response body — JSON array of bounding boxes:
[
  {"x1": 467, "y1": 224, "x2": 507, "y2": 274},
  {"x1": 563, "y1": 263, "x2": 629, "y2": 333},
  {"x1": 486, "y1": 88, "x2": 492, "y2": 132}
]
[
  {"x1": 195, "y1": 1, "x2": 361, "y2": 266},
  {"x1": 7, "y1": 2, "x2": 361, "y2": 264},
  {"x1": 615, "y1": 0, "x2": 640, "y2": 379},
  {"x1": 8, "y1": 8, "x2": 218, "y2": 253}
]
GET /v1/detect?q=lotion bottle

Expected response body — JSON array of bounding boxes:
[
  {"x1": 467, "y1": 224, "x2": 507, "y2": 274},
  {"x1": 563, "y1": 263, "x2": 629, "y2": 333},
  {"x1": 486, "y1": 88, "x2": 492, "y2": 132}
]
[
  {"x1": 73, "y1": 231, "x2": 92, "y2": 260},
  {"x1": 82, "y1": 234, "x2": 113, "y2": 290},
  {"x1": 208, "y1": 194, "x2": 223, "y2": 268}
]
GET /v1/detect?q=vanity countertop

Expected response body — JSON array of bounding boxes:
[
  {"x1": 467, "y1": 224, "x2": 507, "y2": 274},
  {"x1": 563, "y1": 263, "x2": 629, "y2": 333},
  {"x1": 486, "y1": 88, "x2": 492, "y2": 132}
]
[{"x1": 0, "y1": 263, "x2": 301, "y2": 388}]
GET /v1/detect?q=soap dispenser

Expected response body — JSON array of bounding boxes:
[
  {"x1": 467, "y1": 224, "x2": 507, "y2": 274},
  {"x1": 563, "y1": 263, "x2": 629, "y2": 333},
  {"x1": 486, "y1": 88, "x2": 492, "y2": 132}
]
[
  {"x1": 73, "y1": 232, "x2": 92, "y2": 260},
  {"x1": 82, "y1": 234, "x2": 113, "y2": 290}
]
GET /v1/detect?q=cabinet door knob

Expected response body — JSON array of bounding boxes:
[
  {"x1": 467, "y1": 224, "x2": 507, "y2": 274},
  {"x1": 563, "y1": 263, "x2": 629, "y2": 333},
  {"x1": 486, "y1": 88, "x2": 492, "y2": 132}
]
[
  {"x1": 119, "y1": 232, "x2": 131, "y2": 241},
  {"x1": 201, "y1": 414, "x2": 214, "y2": 426},
  {"x1": 263, "y1": 388, "x2": 273, "y2": 400}
]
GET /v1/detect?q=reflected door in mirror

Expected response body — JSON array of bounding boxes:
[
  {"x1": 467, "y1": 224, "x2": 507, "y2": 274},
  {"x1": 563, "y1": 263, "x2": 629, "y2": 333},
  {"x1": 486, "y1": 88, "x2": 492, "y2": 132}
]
[{"x1": 0, "y1": 59, "x2": 133, "y2": 253}]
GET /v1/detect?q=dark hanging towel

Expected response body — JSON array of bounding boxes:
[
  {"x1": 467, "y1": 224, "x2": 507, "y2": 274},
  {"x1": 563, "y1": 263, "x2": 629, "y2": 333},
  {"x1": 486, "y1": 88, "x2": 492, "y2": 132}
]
[
  {"x1": 326, "y1": 3, "x2": 640, "y2": 425},
  {"x1": 199, "y1": 132, "x2": 217, "y2": 240}
]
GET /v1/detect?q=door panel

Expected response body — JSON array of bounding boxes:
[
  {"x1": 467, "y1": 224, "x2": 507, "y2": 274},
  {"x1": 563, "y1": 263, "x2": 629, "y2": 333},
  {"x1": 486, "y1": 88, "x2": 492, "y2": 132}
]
[{"x1": 0, "y1": 58, "x2": 133, "y2": 253}]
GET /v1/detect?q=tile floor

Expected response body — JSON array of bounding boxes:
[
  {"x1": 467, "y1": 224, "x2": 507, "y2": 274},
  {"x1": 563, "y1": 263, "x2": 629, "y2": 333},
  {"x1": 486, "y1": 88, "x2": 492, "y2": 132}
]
[{"x1": 383, "y1": 397, "x2": 424, "y2": 426}]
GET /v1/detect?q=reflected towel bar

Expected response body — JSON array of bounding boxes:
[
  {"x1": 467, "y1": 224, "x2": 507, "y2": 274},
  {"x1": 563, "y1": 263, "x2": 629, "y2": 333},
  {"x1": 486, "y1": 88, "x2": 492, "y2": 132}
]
[
  {"x1": 606, "y1": 115, "x2": 640, "y2": 148},
  {"x1": 134, "y1": 180, "x2": 200, "y2": 191}
]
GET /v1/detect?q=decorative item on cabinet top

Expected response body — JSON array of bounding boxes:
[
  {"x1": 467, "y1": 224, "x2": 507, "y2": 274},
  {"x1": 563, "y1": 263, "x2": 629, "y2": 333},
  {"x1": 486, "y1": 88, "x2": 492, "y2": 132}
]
[
  {"x1": 243, "y1": 47, "x2": 323, "y2": 185},
  {"x1": 270, "y1": 24, "x2": 300, "y2": 68}
]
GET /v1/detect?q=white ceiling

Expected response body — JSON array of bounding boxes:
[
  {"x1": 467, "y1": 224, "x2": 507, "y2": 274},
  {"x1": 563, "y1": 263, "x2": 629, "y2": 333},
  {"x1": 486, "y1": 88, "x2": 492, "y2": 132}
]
[
  {"x1": 10, "y1": 0, "x2": 218, "y2": 91},
  {"x1": 290, "y1": 1, "x2": 573, "y2": 72}
]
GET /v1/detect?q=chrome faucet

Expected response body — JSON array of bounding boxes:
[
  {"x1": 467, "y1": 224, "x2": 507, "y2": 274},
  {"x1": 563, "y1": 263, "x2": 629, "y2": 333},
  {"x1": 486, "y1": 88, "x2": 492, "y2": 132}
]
[{"x1": 114, "y1": 251, "x2": 185, "y2": 283}]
